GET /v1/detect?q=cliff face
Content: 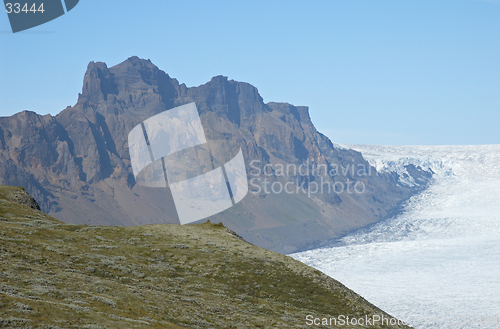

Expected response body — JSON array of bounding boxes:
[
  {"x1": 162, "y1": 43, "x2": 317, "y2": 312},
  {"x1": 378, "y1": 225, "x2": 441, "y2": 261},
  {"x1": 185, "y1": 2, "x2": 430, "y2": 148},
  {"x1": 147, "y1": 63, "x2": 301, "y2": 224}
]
[{"x1": 0, "y1": 56, "x2": 432, "y2": 253}]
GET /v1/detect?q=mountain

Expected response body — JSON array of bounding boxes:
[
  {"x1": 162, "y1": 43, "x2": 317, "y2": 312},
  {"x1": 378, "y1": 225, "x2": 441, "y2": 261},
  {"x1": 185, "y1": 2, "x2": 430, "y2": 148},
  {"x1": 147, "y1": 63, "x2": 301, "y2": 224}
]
[
  {"x1": 0, "y1": 56, "x2": 432, "y2": 253},
  {"x1": 0, "y1": 185, "x2": 412, "y2": 329}
]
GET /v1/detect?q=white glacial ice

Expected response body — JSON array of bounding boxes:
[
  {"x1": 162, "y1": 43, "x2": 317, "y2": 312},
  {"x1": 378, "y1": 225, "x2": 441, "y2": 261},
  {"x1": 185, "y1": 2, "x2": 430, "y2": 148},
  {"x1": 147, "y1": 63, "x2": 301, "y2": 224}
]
[{"x1": 292, "y1": 144, "x2": 500, "y2": 329}]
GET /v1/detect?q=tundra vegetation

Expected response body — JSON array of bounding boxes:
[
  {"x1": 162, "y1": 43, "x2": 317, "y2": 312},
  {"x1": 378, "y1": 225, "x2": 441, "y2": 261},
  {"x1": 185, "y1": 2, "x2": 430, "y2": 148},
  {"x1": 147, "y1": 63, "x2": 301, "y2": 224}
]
[{"x1": 0, "y1": 185, "x2": 411, "y2": 328}]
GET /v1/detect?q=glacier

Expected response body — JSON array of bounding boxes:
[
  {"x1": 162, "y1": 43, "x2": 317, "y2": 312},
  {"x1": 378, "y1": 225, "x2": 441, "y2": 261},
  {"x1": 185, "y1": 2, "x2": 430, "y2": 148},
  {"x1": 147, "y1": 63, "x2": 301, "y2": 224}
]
[{"x1": 292, "y1": 144, "x2": 500, "y2": 329}]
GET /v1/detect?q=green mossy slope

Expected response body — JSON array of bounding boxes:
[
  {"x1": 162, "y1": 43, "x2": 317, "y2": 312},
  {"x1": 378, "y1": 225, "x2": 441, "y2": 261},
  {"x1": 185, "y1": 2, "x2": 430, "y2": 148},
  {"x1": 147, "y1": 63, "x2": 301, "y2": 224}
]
[{"x1": 0, "y1": 185, "x2": 411, "y2": 328}]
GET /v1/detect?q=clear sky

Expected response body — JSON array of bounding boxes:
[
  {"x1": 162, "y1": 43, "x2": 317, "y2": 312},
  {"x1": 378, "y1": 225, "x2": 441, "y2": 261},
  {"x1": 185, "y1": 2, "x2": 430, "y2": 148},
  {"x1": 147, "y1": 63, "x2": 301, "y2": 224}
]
[{"x1": 0, "y1": 0, "x2": 499, "y2": 145}]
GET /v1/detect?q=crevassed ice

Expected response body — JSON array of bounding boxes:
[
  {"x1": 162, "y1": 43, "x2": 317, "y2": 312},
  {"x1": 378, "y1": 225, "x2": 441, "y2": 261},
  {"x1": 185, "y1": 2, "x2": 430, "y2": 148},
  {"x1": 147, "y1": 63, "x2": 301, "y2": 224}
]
[{"x1": 292, "y1": 144, "x2": 500, "y2": 329}]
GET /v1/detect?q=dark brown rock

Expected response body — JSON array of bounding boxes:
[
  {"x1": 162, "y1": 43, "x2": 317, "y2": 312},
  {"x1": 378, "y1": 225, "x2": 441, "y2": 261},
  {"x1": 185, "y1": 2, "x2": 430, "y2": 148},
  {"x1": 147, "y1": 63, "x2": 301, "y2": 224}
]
[{"x1": 0, "y1": 56, "x2": 432, "y2": 253}]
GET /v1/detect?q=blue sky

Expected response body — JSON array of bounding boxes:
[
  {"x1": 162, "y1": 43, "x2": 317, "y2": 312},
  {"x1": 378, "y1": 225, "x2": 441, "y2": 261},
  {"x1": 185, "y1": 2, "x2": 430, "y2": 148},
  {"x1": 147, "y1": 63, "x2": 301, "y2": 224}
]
[{"x1": 0, "y1": 0, "x2": 499, "y2": 145}]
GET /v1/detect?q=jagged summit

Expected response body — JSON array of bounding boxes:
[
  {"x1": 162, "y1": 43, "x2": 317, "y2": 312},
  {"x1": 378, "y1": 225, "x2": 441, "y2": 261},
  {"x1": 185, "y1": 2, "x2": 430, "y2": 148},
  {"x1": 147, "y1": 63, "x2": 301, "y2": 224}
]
[{"x1": 0, "y1": 57, "x2": 432, "y2": 253}]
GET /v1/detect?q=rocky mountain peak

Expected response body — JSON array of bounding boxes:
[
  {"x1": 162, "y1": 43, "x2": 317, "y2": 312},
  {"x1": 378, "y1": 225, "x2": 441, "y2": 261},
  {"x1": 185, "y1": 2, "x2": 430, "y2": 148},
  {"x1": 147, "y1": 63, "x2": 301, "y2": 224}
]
[
  {"x1": 0, "y1": 56, "x2": 433, "y2": 253},
  {"x1": 80, "y1": 61, "x2": 115, "y2": 103}
]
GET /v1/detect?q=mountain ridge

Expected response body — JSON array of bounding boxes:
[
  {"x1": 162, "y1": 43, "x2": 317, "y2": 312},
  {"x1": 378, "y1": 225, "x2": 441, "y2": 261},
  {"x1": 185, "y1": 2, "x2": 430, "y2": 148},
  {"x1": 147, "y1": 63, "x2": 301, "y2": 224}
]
[{"x1": 0, "y1": 56, "x2": 433, "y2": 253}]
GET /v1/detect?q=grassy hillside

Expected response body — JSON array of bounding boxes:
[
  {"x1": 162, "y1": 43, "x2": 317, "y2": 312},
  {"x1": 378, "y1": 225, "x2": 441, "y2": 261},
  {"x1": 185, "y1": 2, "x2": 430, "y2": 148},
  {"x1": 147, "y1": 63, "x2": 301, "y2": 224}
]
[{"x1": 0, "y1": 185, "x2": 411, "y2": 328}]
